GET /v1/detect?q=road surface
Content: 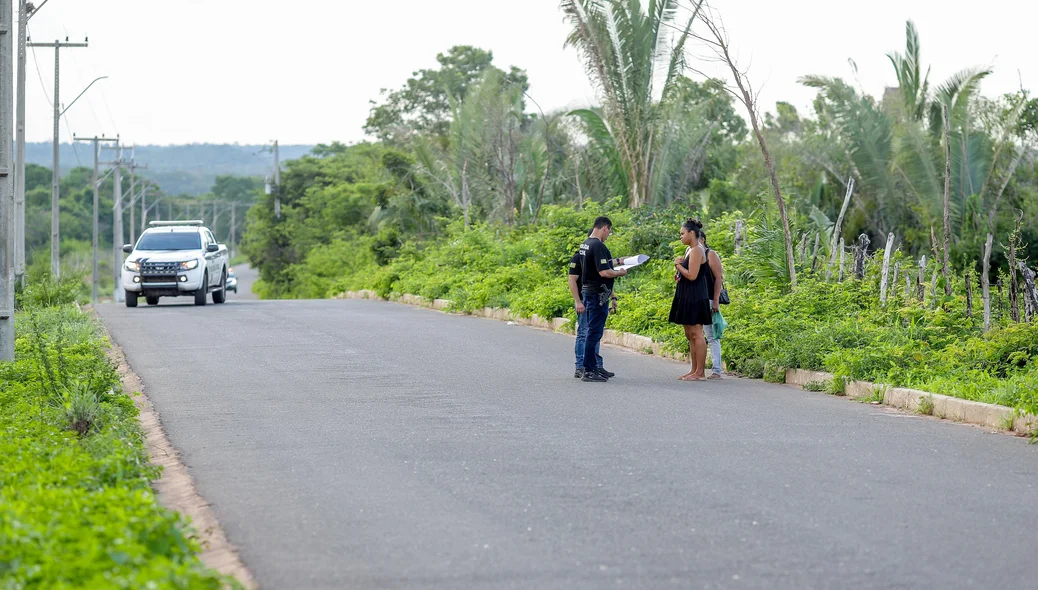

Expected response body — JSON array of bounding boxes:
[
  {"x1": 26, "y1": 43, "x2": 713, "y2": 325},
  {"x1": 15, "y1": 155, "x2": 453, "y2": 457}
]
[{"x1": 96, "y1": 284, "x2": 1038, "y2": 589}]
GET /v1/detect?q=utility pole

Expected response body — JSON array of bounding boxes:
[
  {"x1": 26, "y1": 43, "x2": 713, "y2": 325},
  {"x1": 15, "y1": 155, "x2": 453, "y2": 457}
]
[
  {"x1": 139, "y1": 183, "x2": 147, "y2": 231},
  {"x1": 74, "y1": 134, "x2": 117, "y2": 304},
  {"x1": 123, "y1": 147, "x2": 147, "y2": 245},
  {"x1": 13, "y1": 0, "x2": 29, "y2": 286},
  {"x1": 230, "y1": 202, "x2": 236, "y2": 259},
  {"x1": 28, "y1": 36, "x2": 87, "y2": 278},
  {"x1": 110, "y1": 147, "x2": 123, "y2": 302},
  {"x1": 2, "y1": 0, "x2": 15, "y2": 360},
  {"x1": 266, "y1": 139, "x2": 281, "y2": 219}
]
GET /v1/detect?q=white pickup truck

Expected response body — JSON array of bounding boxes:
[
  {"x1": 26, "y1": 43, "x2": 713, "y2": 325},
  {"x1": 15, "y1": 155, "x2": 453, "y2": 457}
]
[{"x1": 121, "y1": 220, "x2": 230, "y2": 307}]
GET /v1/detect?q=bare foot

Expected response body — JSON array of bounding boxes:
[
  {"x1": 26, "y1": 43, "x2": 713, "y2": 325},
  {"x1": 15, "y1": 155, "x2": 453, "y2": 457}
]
[
  {"x1": 679, "y1": 374, "x2": 703, "y2": 381},
  {"x1": 678, "y1": 370, "x2": 695, "y2": 380}
]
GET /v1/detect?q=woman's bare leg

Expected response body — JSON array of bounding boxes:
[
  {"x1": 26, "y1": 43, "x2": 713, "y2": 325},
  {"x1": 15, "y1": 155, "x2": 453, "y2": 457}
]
[
  {"x1": 679, "y1": 325, "x2": 695, "y2": 379},
  {"x1": 690, "y1": 324, "x2": 707, "y2": 378}
]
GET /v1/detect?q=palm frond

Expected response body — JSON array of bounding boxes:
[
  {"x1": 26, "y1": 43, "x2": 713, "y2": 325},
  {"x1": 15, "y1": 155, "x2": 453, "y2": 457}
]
[
  {"x1": 658, "y1": 0, "x2": 702, "y2": 108},
  {"x1": 927, "y1": 66, "x2": 992, "y2": 134},
  {"x1": 884, "y1": 21, "x2": 930, "y2": 120}
]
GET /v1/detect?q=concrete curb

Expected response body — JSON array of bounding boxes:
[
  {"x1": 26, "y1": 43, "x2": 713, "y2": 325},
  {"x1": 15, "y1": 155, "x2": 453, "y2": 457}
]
[
  {"x1": 343, "y1": 291, "x2": 1036, "y2": 436},
  {"x1": 785, "y1": 368, "x2": 1037, "y2": 435}
]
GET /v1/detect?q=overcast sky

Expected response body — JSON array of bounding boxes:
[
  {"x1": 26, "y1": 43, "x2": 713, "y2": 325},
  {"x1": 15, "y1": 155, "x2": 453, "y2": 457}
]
[{"x1": 19, "y1": 0, "x2": 1034, "y2": 146}]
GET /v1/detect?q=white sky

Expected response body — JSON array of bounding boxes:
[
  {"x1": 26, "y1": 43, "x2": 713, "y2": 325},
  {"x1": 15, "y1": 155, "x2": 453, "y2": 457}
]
[{"x1": 19, "y1": 0, "x2": 1035, "y2": 146}]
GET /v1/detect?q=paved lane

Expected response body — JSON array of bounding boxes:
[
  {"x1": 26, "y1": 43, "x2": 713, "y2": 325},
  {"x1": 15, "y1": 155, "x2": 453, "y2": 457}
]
[
  {"x1": 96, "y1": 299, "x2": 1038, "y2": 589},
  {"x1": 229, "y1": 264, "x2": 259, "y2": 301}
]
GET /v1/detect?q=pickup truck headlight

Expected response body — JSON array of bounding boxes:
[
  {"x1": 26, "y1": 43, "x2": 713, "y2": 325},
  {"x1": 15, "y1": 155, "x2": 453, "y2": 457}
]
[
  {"x1": 180, "y1": 259, "x2": 200, "y2": 270},
  {"x1": 124, "y1": 260, "x2": 140, "y2": 272}
]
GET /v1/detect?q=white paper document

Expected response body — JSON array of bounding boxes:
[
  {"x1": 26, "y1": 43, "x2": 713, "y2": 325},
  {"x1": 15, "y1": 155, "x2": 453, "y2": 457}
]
[{"x1": 616, "y1": 254, "x2": 650, "y2": 271}]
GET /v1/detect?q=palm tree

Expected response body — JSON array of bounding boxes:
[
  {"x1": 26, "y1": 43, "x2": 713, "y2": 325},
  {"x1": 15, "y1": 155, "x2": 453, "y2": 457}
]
[
  {"x1": 801, "y1": 21, "x2": 998, "y2": 254},
  {"x1": 886, "y1": 21, "x2": 991, "y2": 134},
  {"x1": 561, "y1": 0, "x2": 704, "y2": 207}
]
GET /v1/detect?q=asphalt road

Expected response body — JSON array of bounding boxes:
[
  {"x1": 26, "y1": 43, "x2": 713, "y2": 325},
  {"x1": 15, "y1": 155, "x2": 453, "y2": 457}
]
[
  {"x1": 96, "y1": 289, "x2": 1038, "y2": 589},
  {"x1": 229, "y1": 264, "x2": 259, "y2": 301}
]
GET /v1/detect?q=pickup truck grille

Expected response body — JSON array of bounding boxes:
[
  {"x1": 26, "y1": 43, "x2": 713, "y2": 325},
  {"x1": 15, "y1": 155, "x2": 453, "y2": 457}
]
[
  {"x1": 140, "y1": 261, "x2": 180, "y2": 274},
  {"x1": 140, "y1": 261, "x2": 180, "y2": 283}
]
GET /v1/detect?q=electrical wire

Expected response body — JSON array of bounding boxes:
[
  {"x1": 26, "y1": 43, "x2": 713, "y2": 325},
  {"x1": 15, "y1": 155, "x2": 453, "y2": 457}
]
[
  {"x1": 27, "y1": 28, "x2": 53, "y2": 107},
  {"x1": 28, "y1": 27, "x2": 84, "y2": 167},
  {"x1": 63, "y1": 24, "x2": 104, "y2": 133}
]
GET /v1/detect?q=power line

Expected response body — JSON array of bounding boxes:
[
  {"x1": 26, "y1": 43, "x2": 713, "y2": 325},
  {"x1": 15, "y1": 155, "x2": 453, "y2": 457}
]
[
  {"x1": 63, "y1": 26, "x2": 103, "y2": 132},
  {"x1": 27, "y1": 28, "x2": 52, "y2": 107},
  {"x1": 64, "y1": 115, "x2": 82, "y2": 166}
]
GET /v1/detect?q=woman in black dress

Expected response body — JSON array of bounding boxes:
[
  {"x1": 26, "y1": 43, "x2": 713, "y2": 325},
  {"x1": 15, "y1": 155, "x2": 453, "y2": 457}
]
[{"x1": 669, "y1": 218, "x2": 713, "y2": 381}]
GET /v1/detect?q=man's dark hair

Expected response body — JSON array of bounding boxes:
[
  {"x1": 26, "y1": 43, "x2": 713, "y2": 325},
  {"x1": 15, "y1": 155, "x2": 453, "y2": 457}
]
[{"x1": 592, "y1": 216, "x2": 612, "y2": 230}]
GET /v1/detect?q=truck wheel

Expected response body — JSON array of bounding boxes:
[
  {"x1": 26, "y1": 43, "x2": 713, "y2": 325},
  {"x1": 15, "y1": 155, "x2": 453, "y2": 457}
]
[
  {"x1": 212, "y1": 269, "x2": 227, "y2": 304},
  {"x1": 146, "y1": 295, "x2": 160, "y2": 306},
  {"x1": 194, "y1": 273, "x2": 208, "y2": 306},
  {"x1": 125, "y1": 290, "x2": 138, "y2": 308}
]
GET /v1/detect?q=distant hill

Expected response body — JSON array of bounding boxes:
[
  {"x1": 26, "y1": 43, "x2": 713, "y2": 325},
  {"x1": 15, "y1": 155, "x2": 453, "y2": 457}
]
[{"x1": 25, "y1": 142, "x2": 315, "y2": 196}]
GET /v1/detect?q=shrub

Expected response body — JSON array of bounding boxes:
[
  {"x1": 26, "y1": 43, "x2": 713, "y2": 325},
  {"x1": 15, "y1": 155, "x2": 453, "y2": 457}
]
[{"x1": 0, "y1": 302, "x2": 230, "y2": 588}]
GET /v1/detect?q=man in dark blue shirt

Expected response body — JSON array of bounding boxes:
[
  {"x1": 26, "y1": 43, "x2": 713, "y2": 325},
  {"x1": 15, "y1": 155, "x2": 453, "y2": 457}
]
[
  {"x1": 577, "y1": 216, "x2": 627, "y2": 382},
  {"x1": 569, "y1": 232, "x2": 603, "y2": 378}
]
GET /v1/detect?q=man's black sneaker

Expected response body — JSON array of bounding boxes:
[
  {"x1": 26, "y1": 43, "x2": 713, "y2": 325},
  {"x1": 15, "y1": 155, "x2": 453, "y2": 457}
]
[
  {"x1": 574, "y1": 369, "x2": 584, "y2": 379},
  {"x1": 582, "y1": 371, "x2": 608, "y2": 382},
  {"x1": 596, "y1": 368, "x2": 615, "y2": 378}
]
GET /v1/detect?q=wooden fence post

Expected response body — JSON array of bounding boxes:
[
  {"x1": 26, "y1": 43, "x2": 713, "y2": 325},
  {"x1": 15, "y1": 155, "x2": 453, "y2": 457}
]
[
  {"x1": 839, "y1": 239, "x2": 845, "y2": 282},
  {"x1": 734, "y1": 220, "x2": 744, "y2": 255},
  {"x1": 810, "y1": 232, "x2": 821, "y2": 271},
  {"x1": 996, "y1": 278, "x2": 1004, "y2": 322},
  {"x1": 853, "y1": 234, "x2": 870, "y2": 279},
  {"x1": 892, "y1": 261, "x2": 901, "y2": 301},
  {"x1": 965, "y1": 272, "x2": 973, "y2": 318},
  {"x1": 917, "y1": 256, "x2": 927, "y2": 301},
  {"x1": 905, "y1": 274, "x2": 912, "y2": 300},
  {"x1": 826, "y1": 177, "x2": 854, "y2": 281},
  {"x1": 982, "y1": 234, "x2": 992, "y2": 331},
  {"x1": 880, "y1": 233, "x2": 894, "y2": 305},
  {"x1": 1009, "y1": 240, "x2": 1020, "y2": 322},
  {"x1": 1018, "y1": 261, "x2": 1038, "y2": 322},
  {"x1": 930, "y1": 268, "x2": 940, "y2": 307}
]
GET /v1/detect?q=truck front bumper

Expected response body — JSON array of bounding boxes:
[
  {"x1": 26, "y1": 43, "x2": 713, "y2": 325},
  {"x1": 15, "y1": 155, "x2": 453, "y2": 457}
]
[{"x1": 122, "y1": 266, "x2": 205, "y2": 295}]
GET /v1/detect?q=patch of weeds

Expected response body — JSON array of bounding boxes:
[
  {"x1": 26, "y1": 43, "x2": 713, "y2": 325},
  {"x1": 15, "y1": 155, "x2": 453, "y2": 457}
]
[
  {"x1": 826, "y1": 374, "x2": 848, "y2": 396},
  {"x1": 1000, "y1": 411, "x2": 1017, "y2": 431},
  {"x1": 804, "y1": 380, "x2": 829, "y2": 392},
  {"x1": 62, "y1": 383, "x2": 105, "y2": 435},
  {"x1": 763, "y1": 362, "x2": 786, "y2": 383},
  {"x1": 861, "y1": 385, "x2": 887, "y2": 404},
  {"x1": 917, "y1": 394, "x2": 935, "y2": 416}
]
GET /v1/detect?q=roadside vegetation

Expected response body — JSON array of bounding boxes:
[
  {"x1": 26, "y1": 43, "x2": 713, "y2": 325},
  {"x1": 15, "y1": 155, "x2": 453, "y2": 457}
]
[
  {"x1": 239, "y1": 2, "x2": 1038, "y2": 420},
  {"x1": 0, "y1": 269, "x2": 230, "y2": 588}
]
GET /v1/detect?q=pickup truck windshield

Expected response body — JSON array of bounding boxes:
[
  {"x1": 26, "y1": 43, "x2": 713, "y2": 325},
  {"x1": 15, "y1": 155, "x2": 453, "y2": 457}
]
[{"x1": 136, "y1": 232, "x2": 201, "y2": 251}]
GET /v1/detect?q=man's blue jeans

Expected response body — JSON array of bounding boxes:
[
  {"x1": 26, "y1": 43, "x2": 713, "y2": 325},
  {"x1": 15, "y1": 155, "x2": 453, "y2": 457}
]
[
  {"x1": 582, "y1": 291, "x2": 609, "y2": 372},
  {"x1": 575, "y1": 311, "x2": 603, "y2": 370}
]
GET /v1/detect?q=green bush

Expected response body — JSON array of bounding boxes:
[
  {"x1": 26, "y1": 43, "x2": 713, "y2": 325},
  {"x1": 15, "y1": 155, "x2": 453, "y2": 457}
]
[
  {"x1": 0, "y1": 304, "x2": 230, "y2": 588},
  {"x1": 16, "y1": 263, "x2": 87, "y2": 310}
]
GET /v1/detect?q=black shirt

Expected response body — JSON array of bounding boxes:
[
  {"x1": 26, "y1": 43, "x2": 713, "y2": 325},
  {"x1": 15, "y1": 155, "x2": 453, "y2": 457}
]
[
  {"x1": 568, "y1": 252, "x2": 583, "y2": 292},
  {"x1": 578, "y1": 237, "x2": 614, "y2": 292}
]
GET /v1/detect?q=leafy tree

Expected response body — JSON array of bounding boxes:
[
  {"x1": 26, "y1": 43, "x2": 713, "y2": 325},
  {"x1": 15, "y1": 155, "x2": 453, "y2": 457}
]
[
  {"x1": 364, "y1": 46, "x2": 528, "y2": 143},
  {"x1": 211, "y1": 175, "x2": 262, "y2": 203}
]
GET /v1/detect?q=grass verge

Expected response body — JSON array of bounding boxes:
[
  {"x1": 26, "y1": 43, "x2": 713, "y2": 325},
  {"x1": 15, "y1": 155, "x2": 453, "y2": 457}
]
[{"x1": 0, "y1": 301, "x2": 232, "y2": 588}]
